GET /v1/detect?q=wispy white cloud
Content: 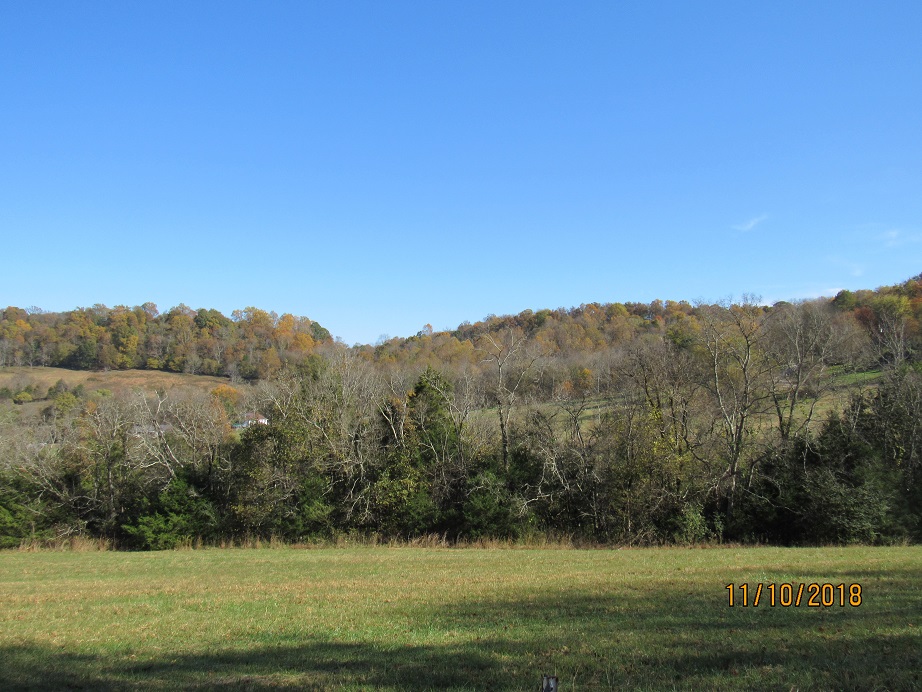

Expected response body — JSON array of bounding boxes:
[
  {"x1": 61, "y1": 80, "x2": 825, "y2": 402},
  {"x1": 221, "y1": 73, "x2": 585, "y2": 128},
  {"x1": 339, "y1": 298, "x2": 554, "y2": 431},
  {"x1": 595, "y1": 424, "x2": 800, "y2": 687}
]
[
  {"x1": 879, "y1": 228, "x2": 922, "y2": 248},
  {"x1": 732, "y1": 214, "x2": 768, "y2": 232}
]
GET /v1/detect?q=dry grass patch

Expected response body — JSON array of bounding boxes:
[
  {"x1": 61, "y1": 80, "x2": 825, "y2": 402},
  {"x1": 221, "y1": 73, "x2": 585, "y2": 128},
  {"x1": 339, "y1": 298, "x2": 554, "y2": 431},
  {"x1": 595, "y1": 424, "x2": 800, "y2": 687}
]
[{"x1": 0, "y1": 366, "x2": 234, "y2": 399}]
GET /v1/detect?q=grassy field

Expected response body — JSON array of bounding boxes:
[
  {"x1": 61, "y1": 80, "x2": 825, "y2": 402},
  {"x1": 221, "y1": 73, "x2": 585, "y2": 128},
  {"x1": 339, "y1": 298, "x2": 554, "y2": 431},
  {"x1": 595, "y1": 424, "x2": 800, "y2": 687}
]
[{"x1": 0, "y1": 545, "x2": 919, "y2": 690}]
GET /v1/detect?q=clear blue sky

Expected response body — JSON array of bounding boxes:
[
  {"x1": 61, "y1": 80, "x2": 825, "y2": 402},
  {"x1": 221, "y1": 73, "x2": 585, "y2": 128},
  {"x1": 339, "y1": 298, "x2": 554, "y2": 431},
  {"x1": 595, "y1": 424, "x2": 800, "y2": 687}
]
[{"x1": 2, "y1": 1, "x2": 920, "y2": 345}]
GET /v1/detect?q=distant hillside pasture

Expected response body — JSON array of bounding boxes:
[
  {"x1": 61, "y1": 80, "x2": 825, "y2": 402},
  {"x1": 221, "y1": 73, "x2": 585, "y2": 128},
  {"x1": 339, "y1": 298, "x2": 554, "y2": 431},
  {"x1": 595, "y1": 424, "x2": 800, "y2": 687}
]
[
  {"x1": 0, "y1": 546, "x2": 919, "y2": 690},
  {"x1": 0, "y1": 366, "x2": 232, "y2": 396},
  {"x1": 0, "y1": 366, "x2": 238, "y2": 422}
]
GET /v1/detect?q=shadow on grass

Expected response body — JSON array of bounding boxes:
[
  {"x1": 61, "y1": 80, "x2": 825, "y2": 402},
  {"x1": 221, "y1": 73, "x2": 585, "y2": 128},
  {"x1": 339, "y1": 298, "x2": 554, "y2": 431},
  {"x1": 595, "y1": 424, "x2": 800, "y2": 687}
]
[
  {"x1": 2, "y1": 567, "x2": 920, "y2": 690},
  {"x1": 0, "y1": 640, "x2": 505, "y2": 691}
]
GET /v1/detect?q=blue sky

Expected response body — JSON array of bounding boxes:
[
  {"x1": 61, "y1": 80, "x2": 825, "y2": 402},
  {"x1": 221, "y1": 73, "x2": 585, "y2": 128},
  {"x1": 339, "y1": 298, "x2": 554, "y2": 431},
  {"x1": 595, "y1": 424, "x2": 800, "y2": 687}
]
[{"x1": 2, "y1": 1, "x2": 920, "y2": 345}]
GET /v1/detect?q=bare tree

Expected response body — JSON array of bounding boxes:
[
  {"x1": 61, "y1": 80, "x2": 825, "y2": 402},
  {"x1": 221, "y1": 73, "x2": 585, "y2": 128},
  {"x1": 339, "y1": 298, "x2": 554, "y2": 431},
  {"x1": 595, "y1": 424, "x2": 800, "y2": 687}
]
[
  {"x1": 763, "y1": 301, "x2": 867, "y2": 442},
  {"x1": 620, "y1": 335, "x2": 703, "y2": 460},
  {"x1": 297, "y1": 346, "x2": 386, "y2": 524},
  {"x1": 873, "y1": 296, "x2": 911, "y2": 367},
  {"x1": 128, "y1": 388, "x2": 232, "y2": 488},
  {"x1": 477, "y1": 328, "x2": 542, "y2": 471},
  {"x1": 376, "y1": 364, "x2": 418, "y2": 453},
  {"x1": 696, "y1": 298, "x2": 773, "y2": 517}
]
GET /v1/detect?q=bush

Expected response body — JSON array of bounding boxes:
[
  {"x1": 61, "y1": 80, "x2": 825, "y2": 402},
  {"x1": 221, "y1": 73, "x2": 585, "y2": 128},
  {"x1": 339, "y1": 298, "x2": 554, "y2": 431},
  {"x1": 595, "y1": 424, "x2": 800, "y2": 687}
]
[
  {"x1": 122, "y1": 478, "x2": 218, "y2": 550},
  {"x1": 738, "y1": 411, "x2": 899, "y2": 545}
]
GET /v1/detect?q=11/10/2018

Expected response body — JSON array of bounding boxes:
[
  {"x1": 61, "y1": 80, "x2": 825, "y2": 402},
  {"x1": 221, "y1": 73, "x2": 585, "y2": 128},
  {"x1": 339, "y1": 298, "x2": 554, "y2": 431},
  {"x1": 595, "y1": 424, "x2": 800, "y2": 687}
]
[{"x1": 726, "y1": 583, "x2": 862, "y2": 607}]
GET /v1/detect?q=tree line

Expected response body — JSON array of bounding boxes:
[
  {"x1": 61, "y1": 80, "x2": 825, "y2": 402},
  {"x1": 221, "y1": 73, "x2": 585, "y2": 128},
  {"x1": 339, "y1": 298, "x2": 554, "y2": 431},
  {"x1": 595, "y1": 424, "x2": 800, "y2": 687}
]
[
  {"x1": 0, "y1": 303, "x2": 331, "y2": 379},
  {"x1": 0, "y1": 274, "x2": 920, "y2": 548}
]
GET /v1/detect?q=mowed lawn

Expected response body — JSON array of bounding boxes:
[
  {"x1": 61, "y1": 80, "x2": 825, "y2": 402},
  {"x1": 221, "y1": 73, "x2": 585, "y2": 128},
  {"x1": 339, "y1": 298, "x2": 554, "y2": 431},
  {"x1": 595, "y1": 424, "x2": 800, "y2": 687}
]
[{"x1": 0, "y1": 546, "x2": 919, "y2": 690}]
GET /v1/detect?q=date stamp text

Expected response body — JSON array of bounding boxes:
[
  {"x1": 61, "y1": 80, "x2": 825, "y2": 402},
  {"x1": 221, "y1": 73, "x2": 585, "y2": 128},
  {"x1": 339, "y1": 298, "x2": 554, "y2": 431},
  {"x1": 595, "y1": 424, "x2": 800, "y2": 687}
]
[{"x1": 726, "y1": 583, "x2": 862, "y2": 607}]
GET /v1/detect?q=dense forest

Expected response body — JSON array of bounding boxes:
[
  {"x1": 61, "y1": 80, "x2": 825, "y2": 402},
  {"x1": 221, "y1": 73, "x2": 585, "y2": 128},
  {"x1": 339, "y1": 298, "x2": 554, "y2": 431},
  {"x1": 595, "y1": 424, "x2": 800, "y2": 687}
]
[{"x1": 1, "y1": 274, "x2": 920, "y2": 549}]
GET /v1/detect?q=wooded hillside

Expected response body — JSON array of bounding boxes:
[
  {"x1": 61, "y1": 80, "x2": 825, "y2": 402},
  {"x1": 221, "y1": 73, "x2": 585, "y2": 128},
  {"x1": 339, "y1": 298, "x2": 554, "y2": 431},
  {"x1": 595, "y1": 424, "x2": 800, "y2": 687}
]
[
  {"x1": 1, "y1": 274, "x2": 920, "y2": 548},
  {"x1": 0, "y1": 304, "x2": 332, "y2": 379}
]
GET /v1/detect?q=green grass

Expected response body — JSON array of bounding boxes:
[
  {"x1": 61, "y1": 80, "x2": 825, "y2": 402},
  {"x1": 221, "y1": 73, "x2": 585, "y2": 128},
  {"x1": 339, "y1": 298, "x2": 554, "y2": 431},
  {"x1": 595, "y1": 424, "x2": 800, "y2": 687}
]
[
  {"x1": 1, "y1": 546, "x2": 920, "y2": 690},
  {"x1": 828, "y1": 367, "x2": 883, "y2": 389}
]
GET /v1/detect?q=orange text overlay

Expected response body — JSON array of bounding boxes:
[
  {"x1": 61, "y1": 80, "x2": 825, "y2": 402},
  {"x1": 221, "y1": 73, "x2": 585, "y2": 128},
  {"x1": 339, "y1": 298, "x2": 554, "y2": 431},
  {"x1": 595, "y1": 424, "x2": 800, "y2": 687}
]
[{"x1": 725, "y1": 583, "x2": 863, "y2": 607}]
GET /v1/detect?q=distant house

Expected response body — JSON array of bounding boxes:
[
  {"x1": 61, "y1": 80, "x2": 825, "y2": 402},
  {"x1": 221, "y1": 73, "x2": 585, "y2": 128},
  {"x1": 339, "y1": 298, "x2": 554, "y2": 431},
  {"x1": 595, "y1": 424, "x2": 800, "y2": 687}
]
[{"x1": 233, "y1": 412, "x2": 269, "y2": 429}]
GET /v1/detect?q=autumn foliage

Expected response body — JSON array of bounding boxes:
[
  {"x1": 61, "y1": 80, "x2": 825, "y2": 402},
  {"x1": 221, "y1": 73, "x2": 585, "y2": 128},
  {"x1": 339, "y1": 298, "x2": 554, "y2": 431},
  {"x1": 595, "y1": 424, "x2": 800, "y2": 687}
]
[
  {"x1": 1, "y1": 274, "x2": 921, "y2": 548},
  {"x1": 0, "y1": 304, "x2": 331, "y2": 379}
]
